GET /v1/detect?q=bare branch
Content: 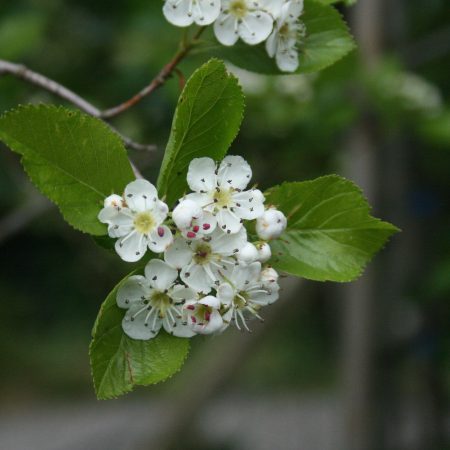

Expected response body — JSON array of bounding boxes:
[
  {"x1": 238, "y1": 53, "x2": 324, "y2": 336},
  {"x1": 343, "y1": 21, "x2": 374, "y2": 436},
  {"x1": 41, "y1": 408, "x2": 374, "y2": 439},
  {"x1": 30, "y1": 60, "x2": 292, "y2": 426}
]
[{"x1": 0, "y1": 59, "x2": 156, "y2": 153}]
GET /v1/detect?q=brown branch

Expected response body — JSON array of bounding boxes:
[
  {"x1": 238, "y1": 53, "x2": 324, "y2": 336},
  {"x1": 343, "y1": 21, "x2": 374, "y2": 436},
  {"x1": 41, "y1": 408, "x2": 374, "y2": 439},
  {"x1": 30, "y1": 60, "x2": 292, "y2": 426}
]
[
  {"x1": 100, "y1": 27, "x2": 205, "y2": 119},
  {"x1": 0, "y1": 59, "x2": 156, "y2": 154}
]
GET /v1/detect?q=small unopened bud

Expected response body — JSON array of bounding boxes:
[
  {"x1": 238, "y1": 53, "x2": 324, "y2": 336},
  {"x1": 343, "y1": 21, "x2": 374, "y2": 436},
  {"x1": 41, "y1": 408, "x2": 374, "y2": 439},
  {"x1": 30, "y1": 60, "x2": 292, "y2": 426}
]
[
  {"x1": 261, "y1": 267, "x2": 279, "y2": 287},
  {"x1": 104, "y1": 194, "x2": 124, "y2": 209},
  {"x1": 256, "y1": 208, "x2": 287, "y2": 240},
  {"x1": 238, "y1": 242, "x2": 259, "y2": 264},
  {"x1": 257, "y1": 242, "x2": 272, "y2": 263},
  {"x1": 173, "y1": 199, "x2": 203, "y2": 230}
]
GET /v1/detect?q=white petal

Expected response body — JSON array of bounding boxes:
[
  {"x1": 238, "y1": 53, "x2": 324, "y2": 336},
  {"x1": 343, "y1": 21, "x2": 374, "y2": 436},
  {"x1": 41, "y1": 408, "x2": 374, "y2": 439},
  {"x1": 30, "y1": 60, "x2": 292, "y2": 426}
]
[
  {"x1": 231, "y1": 261, "x2": 261, "y2": 290},
  {"x1": 170, "y1": 285, "x2": 198, "y2": 303},
  {"x1": 237, "y1": 242, "x2": 259, "y2": 263},
  {"x1": 203, "y1": 309, "x2": 224, "y2": 334},
  {"x1": 250, "y1": 285, "x2": 279, "y2": 305},
  {"x1": 218, "y1": 155, "x2": 252, "y2": 190},
  {"x1": 217, "y1": 282, "x2": 235, "y2": 306},
  {"x1": 181, "y1": 263, "x2": 213, "y2": 294},
  {"x1": 261, "y1": 0, "x2": 285, "y2": 18},
  {"x1": 115, "y1": 231, "x2": 147, "y2": 262},
  {"x1": 104, "y1": 194, "x2": 124, "y2": 209},
  {"x1": 117, "y1": 275, "x2": 150, "y2": 309},
  {"x1": 199, "y1": 295, "x2": 221, "y2": 309},
  {"x1": 173, "y1": 199, "x2": 203, "y2": 230},
  {"x1": 192, "y1": 211, "x2": 217, "y2": 235},
  {"x1": 210, "y1": 227, "x2": 247, "y2": 255},
  {"x1": 102, "y1": 209, "x2": 134, "y2": 238},
  {"x1": 122, "y1": 305, "x2": 161, "y2": 340},
  {"x1": 287, "y1": 0, "x2": 304, "y2": 20},
  {"x1": 148, "y1": 225, "x2": 173, "y2": 253},
  {"x1": 169, "y1": 319, "x2": 197, "y2": 338},
  {"x1": 214, "y1": 14, "x2": 239, "y2": 46},
  {"x1": 276, "y1": 46, "x2": 299, "y2": 72},
  {"x1": 239, "y1": 11, "x2": 273, "y2": 45},
  {"x1": 187, "y1": 157, "x2": 217, "y2": 193},
  {"x1": 184, "y1": 192, "x2": 212, "y2": 208},
  {"x1": 233, "y1": 193, "x2": 265, "y2": 220},
  {"x1": 265, "y1": 30, "x2": 278, "y2": 57},
  {"x1": 257, "y1": 242, "x2": 272, "y2": 262},
  {"x1": 164, "y1": 237, "x2": 193, "y2": 269},
  {"x1": 163, "y1": 0, "x2": 194, "y2": 27},
  {"x1": 194, "y1": 0, "x2": 221, "y2": 25},
  {"x1": 145, "y1": 259, "x2": 178, "y2": 291},
  {"x1": 124, "y1": 179, "x2": 159, "y2": 213},
  {"x1": 217, "y1": 208, "x2": 242, "y2": 234}
]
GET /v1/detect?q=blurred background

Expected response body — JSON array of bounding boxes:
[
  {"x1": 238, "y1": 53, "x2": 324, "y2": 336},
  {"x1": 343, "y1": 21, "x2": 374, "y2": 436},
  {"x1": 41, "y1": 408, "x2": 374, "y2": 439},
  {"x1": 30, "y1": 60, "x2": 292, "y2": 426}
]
[{"x1": 0, "y1": 0, "x2": 449, "y2": 449}]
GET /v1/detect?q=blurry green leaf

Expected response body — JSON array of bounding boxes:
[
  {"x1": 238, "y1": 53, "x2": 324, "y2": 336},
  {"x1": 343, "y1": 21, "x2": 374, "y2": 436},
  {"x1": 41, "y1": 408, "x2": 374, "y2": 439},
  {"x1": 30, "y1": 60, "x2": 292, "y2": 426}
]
[
  {"x1": 318, "y1": 0, "x2": 357, "y2": 5},
  {"x1": 206, "y1": 0, "x2": 355, "y2": 75},
  {"x1": 266, "y1": 176, "x2": 399, "y2": 282},
  {"x1": 90, "y1": 272, "x2": 190, "y2": 400},
  {"x1": 0, "y1": 14, "x2": 46, "y2": 59},
  {"x1": 157, "y1": 59, "x2": 244, "y2": 206},
  {"x1": 0, "y1": 105, "x2": 135, "y2": 235}
]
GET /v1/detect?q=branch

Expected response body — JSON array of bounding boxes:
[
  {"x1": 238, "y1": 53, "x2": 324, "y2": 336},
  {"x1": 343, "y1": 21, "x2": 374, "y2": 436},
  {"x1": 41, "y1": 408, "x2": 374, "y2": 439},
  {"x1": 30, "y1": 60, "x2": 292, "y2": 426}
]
[
  {"x1": 100, "y1": 27, "x2": 205, "y2": 119},
  {"x1": 0, "y1": 59, "x2": 156, "y2": 154}
]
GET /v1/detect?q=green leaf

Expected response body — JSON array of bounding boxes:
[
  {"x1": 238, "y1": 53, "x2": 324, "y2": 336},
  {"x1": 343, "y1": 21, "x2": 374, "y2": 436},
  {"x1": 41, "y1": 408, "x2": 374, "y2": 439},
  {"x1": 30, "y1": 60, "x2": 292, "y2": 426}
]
[
  {"x1": 0, "y1": 105, "x2": 135, "y2": 235},
  {"x1": 318, "y1": 0, "x2": 357, "y2": 6},
  {"x1": 206, "y1": 0, "x2": 356, "y2": 75},
  {"x1": 90, "y1": 271, "x2": 190, "y2": 400},
  {"x1": 157, "y1": 59, "x2": 244, "y2": 206},
  {"x1": 266, "y1": 176, "x2": 399, "y2": 282}
]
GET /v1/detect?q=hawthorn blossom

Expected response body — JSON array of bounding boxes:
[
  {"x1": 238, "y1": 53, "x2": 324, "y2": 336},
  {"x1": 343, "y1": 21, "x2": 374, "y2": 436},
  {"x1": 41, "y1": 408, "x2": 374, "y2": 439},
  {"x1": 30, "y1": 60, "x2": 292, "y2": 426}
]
[
  {"x1": 163, "y1": 0, "x2": 221, "y2": 27},
  {"x1": 183, "y1": 295, "x2": 226, "y2": 334},
  {"x1": 172, "y1": 199, "x2": 217, "y2": 240},
  {"x1": 217, "y1": 261, "x2": 280, "y2": 331},
  {"x1": 98, "y1": 180, "x2": 173, "y2": 262},
  {"x1": 214, "y1": 0, "x2": 275, "y2": 46},
  {"x1": 117, "y1": 259, "x2": 197, "y2": 340},
  {"x1": 266, "y1": 0, "x2": 304, "y2": 72},
  {"x1": 164, "y1": 228, "x2": 248, "y2": 294},
  {"x1": 256, "y1": 207, "x2": 287, "y2": 240},
  {"x1": 184, "y1": 156, "x2": 265, "y2": 234}
]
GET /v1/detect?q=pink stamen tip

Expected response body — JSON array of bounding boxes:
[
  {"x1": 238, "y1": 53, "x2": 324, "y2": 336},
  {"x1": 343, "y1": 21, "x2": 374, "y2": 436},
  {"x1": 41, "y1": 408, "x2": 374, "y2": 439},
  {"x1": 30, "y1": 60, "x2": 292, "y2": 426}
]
[
  {"x1": 203, "y1": 223, "x2": 211, "y2": 230},
  {"x1": 205, "y1": 311, "x2": 211, "y2": 322},
  {"x1": 193, "y1": 225, "x2": 200, "y2": 233},
  {"x1": 187, "y1": 305, "x2": 195, "y2": 311},
  {"x1": 157, "y1": 227, "x2": 165, "y2": 237},
  {"x1": 187, "y1": 231, "x2": 197, "y2": 239},
  {"x1": 191, "y1": 316, "x2": 197, "y2": 323}
]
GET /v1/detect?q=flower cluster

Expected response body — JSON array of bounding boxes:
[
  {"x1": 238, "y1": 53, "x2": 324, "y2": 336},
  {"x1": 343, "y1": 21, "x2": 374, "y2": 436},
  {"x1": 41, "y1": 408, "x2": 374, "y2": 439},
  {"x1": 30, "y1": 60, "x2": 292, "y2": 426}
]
[
  {"x1": 98, "y1": 155, "x2": 287, "y2": 340},
  {"x1": 162, "y1": 0, "x2": 305, "y2": 72}
]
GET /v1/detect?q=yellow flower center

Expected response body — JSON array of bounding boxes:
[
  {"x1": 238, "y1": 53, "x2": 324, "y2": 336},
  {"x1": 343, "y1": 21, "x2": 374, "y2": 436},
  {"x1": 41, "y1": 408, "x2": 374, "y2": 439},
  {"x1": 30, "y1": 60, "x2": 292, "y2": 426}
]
[
  {"x1": 213, "y1": 188, "x2": 233, "y2": 208},
  {"x1": 193, "y1": 243, "x2": 212, "y2": 265},
  {"x1": 134, "y1": 212, "x2": 156, "y2": 234},
  {"x1": 150, "y1": 291, "x2": 172, "y2": 318},
  {"x1": 229, "y1": 0, "x2": 248, "y2": 18},
  {"x1": 234, "y1": 291, "x2": 249, "y2": 309}
]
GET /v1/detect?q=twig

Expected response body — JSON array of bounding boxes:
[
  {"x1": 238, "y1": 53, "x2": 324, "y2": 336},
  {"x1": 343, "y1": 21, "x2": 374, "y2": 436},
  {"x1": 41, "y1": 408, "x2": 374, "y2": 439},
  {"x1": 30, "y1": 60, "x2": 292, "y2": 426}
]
[
  {"x1": 0, "y1": 59, "x2": 156, "y2": 154},
  {"x1": 100, "y1": 27, "x2": 205, "y2": 119}
]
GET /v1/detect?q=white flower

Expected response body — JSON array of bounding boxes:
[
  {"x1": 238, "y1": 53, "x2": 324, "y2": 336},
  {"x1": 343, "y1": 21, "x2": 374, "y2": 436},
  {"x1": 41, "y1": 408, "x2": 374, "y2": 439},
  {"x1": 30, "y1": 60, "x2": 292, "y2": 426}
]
[
  {"x1": 183, "y1": 295, "x2": 225, "y2": 334},
  {"x1": 184, "y1": 156, "x2": 265, "y2": 234},
  {"x1": 164, "y1": 228, "x2": 248, "y2": 294},
  {"x1": 256, "y1": 242, "x2": 272, "y2": 262},
  {"x1": 117, "y1": 259, "x2": 197, "y2": 340},
  {"x1": 214, "y1": 0, "x2": 274, "y2": 46},
  {"x1": 172, "y1": 199, "x2": 217, "y2": 240},
  {"x1": 98, "y1": 179, "x2": 173, "y2": 262},
  {"x1": 256, "y1": 207, "x2": 287, "y2": 240},
  {"x1": 163, "y1": 0, "x2": 221, "y2": 27},
  {"x1": 217, "y1": 261, "x2": 280, "y2": 331},
  {"x1": 266, "y1": 0, "x2": 304, "y2": 72},
  {"x1": 104, "y1": 194, "x2": 125, "y2": 210}
]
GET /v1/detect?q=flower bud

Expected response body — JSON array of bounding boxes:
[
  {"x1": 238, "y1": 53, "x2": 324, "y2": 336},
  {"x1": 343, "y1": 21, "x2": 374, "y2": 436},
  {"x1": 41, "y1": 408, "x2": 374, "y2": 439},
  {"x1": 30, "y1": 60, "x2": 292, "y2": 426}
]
[
  {"x1": 256, "y1": 208, "x2": 287, "y2": 240},
  {"x1": 172, "y1": 199, "x2": 203, "y2": 230},
  {"x1": 104, "y1": 194, "x2": 124, "y2": 209},
  {"x1": 257, "y1": 242, "x2": 272, "y2": 262},
  {"x1": 237, "y1": 242, "x2": 259, "y2": 264},
  {"x1": 261, "y1": 267, "x2": 279, "y2": 288}
]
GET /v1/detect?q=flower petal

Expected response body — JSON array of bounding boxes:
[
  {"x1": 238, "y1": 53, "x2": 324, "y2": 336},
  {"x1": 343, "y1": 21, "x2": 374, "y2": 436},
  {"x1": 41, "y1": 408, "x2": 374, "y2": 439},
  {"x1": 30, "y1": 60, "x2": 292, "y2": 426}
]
[
  {"x1": 148, "y1": 225, "x2": 173, "y2": 253},
  {"x1": 195, "y1": 0, "x2": 221, "y2": 25},
  {"x1": 117, "y1": 275, "x2": 150, "y2": 309},
  {"x1": 276, "y1": 46, "x2": 299, "y2": 72},
  {"x1": 238, "y1": 11, "x2": 273, "y2": 45},
  {"x1": 145, "y1": 259, "x2": 178, "y2": 291},
  {"x1": 115, "y1": 231, "x2": 147, "y2": 262},
  {"x1": 168, "y1": 318, "x2": 197, "y2": 338},
  {"x1": 231, "y1": 261, "x2": 261, "y2": 290},
  {"x1": 181, "y1": 263, "x2": 212, "y2": 294},
  {"x1": 217, "y1": 208, "x2": 243, "y2": 234},
  {"x1": 233, "y1": 189, "x2": 265, "y2": 220},
  {"x1": 218, "y1": 155, "x2": 252, "y2": 190},
  {"x1": 170, "y1": 285, "x2": 198, "y2": 303},
  {"x1": 163, "y1": 0, "x2": 195, "y2": 27},
  {"x1": 217, "y1": 282, "x2": 235, "y2": 306},
  {"x1": 210, "y1": 227, "x2": 247, "y2": 255},
  {"x1": 122, "y1": 305, "x2": 161, "y2": 340},
  {"x1": 164, "y1": 237, "x2": 193, "y2": 269},
  {"x1": 214, "y1": 14, "x2": 239, "y2": 46},
  {"x1": 101, "y1": 209, "x2": 134, "y2": 238},
  {"x1": 187, "y1": 157, "x2": 217, "y2": 193},
  {"x1": 124, "y1": 179, "x2": 158, "y2": 213},
  {"x1": 265, "y1": 30, "x2": 278, "y2": 57},
  {"x1": 199, "y1": 295, "x2": 221, "y2": 309}
]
